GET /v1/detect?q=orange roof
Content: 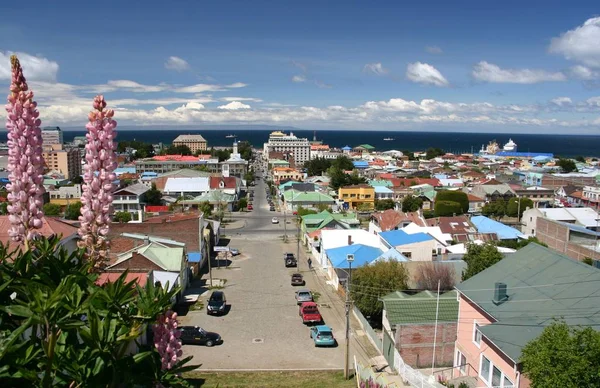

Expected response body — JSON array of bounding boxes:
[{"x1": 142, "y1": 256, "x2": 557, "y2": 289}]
[
  {"x1": 273, "y1": 167, "x2": 296, "y2": 172},
  {"x1": 152, "y1": 155, "x2": 199, "y2": 162},
  {"x1": 311, "y1": 144, "x2": 330, "y2": 151},
  {"x1": 467, "y1": 194, "x2": 485, "y2": 202},
  {"x1": 96, "y1": 272, "x2": 148, "y2": 287},
  {"x1": 0, "y1": 215, "x2": 78, "y2": 246}
]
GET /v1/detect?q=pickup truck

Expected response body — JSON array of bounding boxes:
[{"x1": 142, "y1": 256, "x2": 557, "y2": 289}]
[{"x1": 299, "y1": 302, "x2": 323, "y2": 325}]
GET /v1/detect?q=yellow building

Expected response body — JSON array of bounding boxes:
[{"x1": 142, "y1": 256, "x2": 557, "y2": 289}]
[
  {"x1": 172, "y1": 134, "x2": 208, "y2": 153},
  {"x1": 42, "y1": 144, "x2": 81, "y2": 180},
  {"x1": 338, "y1": 184, "x2": 375, "y2": 210},
  {"x1": 272, "y1": 167, "x2": 304, "y2": 183}
]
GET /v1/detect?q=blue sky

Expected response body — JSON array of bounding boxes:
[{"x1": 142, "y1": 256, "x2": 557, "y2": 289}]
[{"x1": 1, "y1": 0, "x2": 600, "y2": 133}]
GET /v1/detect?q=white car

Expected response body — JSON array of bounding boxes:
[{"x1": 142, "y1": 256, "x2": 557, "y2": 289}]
[{"x1": 272, "y1": 217, "x2": 279, "y2": 224}]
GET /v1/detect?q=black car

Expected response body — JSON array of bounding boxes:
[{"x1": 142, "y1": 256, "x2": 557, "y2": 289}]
[
  {"x1": 207, "y1": 290, "x2": 227, "y2": 315},
  {"x1": 179, "y1": 326, "x2": 222, "y2": 347},
  {"x1": 270, "y1": 206, "x2": 276, "y2": 211},
  {"x1": 284, "y1": 253, "x2": 297, "y2": 267}
]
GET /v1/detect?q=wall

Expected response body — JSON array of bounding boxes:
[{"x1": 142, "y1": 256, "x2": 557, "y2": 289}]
[
  {"x1": 536, "y1": 217, "x2": 600, "y2": 261},
  {"x1": 394, "y1": 239, "x2": 436, "y2": 261},
  {"x1": 455, "y1": 295, "x2": 520, "y2": 387},
  {"x1": 521, "y1": 208, "x2": 541, "y2": 236},
  {"x1": 395, "y1": 323, "x2": 457, "y2": 368}
]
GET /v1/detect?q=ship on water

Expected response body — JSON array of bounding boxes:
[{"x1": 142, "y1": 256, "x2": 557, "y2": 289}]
[
  {"x1": 383, "y1": 137, "x2": 395, "y2": 141},
  {"x1": 478, "y1": 138, "x2": 553, "y2": 159},
  {"x1": 225, "y1": 134, "x2": 236, "y2": 138}
]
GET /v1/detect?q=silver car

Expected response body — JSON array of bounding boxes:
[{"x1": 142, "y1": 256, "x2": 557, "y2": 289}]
[{"x1": 295, "y1": 289, "x2": 313, "y2": 305}]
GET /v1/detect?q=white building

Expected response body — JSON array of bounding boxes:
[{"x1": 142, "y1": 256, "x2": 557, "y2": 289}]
[
  {"x1": 163, "y1": 177, "x2": 210, "y2": 197},
  {"x1": 42, "y1": 126, "x2": 63, "y2": 145},
  {"x1": 263, "y1": 131, "x2": 311, "y2": 164},
  {"x1": 112, "y1": 183, "x2": 150, "y2": 222},
  {"x1": 522, "y1": 207, "x2": 600, "y2": 236}
]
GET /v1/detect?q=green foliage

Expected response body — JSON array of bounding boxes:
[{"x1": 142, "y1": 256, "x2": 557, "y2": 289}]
[
  {"x1": 0, "y1": 237, "x2": 195, "y2": 386},
  {"x1": 401, "y1": 150, "x2": 416, "y2": 160},
  {"x1": 114, "y1": 211, "x2": 132, "y2": 223},
  {"x1": 145, "y1": 183, "x2": 163, "y2": 206},
  {"x1": 237, "y1": 197, "x2": 248, "y2": 210},
  {"x1": 521, "y1": 321, "x2": 600, "y2": 388},
  {"x1": 434, "y1": 200, "x2": 462, "y2": 217},
  {"x1": 374, "y1": 199, "x2": 395, "y2": 211},
  {"x1": 506, "y1": 197, "x2": 534, "y2": 218},
  {"x1": 401, "y1": 195, "x2": 423, "y2": 212},
  {"x1": 356, "y1": 202, "x2": 373, "y2": 212},
  {"x1": 497, "y1": 238, "x2": 547, "y2": 250},
  {"x1": 43, "y1": 203, "x2": 62, "y2": 216},
  {"x1": 0, "y1": 202, "x2": 7, "y2": 215},
  {"x1": 64, "y1": 202, "x2": 83, "y2": 220},
  {"x1": 436, "y1": 190, "x2": 468, "y2": 214},
  {"x1": 117, "y1": 140, "x2": 155, "y2": 159},
  {"x1": 331, "y1": 156, "x2": 354, "y2": 171},
  {"x1": 316, "y1": 203, "x2": 331, "y2": 212},
  {"x1": 304, "y1": 157, "x2": 332, "y2": 176},
  {"x1": 296, "y1": 206, "x2": 318, "y2": 217},
  {"x1": 425, "y1": 147, "x2": 444, "y2": 160},
  {"x1": 462, "y1": 242, "x2": 504, "y2": 281},
  {"x1": 556, "y1": 158, "x2": 578, "y2": 173},
  {"x1": 244, "y1": 171, "x2": 255, "y2": 183},
  {"x1": 350, "y1": 260, "x2": 409, "y2": 318},
  {"x1": 71, "y1": 175, "x2": 84, "y2": 184},
  {"x1": 481, "y1": 200, "x2": 507, "y2": 219},
  {"x1": 164, "y1": 144, "x2": 192, "y2": 156},
  {"x1": 422, "y1": 210, "x2": 435, "y2": 219},
  {"x1": 575, "y1": 156, "x2": 586, "y2": 163},
  {"x1": 237, "y1": 141, "x2": 253, "y2": 161},
  {"x1": 211, "y1": 148, "x2": 232, "y2": 162},
  {"x1": 582, "y1": 257, "x2": 594, "y2": 266},
  {"x1": 198, "y1": 201, "x2": 212, "y2": 218}
]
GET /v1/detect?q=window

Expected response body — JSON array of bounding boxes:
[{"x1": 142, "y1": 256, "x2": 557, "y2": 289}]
[
  {"x1": 473, "y1": 322, "x2": 482, "y2": 347},
  {"x1": 455, "y1": 350, "x2": 467, "y2": 375},
  {"x1": 503, "y1": 376, "x2": 514, "y2": 387},
  {"x1": 480, "y1": 354, "x2": 513, "y2": 387},
  {"x1": 480, "y1": 356, "x2": 491, "y2": 384}
]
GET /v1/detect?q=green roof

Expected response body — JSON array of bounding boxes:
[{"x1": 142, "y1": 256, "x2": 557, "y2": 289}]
[
  {"x1": 382, "y1": 290, "x2": 458, "y2": 325},
  {"x1": 356, "y1": 144, "x2": 375, "y2": 150},
  {"x1": 278, "y1": 181, "x2": 302, "y2": 190},
  {"x1": 283, "y1": 190, "x2": 335, "y2": 203},
  {"x1": 111, "y1": 242, "x2": 184, "y2": 272},
  {"x1": 301, "y1": 210, "x2": 359, "y2": 233},
  {"x1": 368, "y1": 179, "x2": 393, "y2": 187},
  {"x1": 456, "y1": 243, "x2": 600, "y2": 362}
]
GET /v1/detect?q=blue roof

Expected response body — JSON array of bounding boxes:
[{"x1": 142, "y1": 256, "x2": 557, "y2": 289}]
[
  {"x1": 471, "y1": 216, "x2": 524, "y2": 240},
  {"x1": 352, "y1": 161, "x2": 369, "y2": 168},
  {"x1": 141, "y1": 171, "x2": 158, "y2": 177},
  {"x1": 379, "y1": 248, "x2": 409, "y2": 262},
  {"x1": 374, "y1": 186, "x2": 394, "y2": 194},
  {"x1": 326, "y1": 244, "x2": 384, "y2": 268},
  {"x1": 188, "y1": 252, "x2": 202, "y2": 263},
  {"x1": 114, "y1": 167, "x2": 136, "y2": 174},
  {"x1": 342, "y1": 146, "x2": 352, "y2": 151},
  {"x1": 379, "y1": 230, "x2": 433, "y2": 246},
  {"x1": 532, "y1": 155, "x2": 551, "y2": 161}
]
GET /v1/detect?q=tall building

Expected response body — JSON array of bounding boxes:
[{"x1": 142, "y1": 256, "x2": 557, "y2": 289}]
[
  {"x1": 42, "y1": 144, "x2": 82, "y2": 180},
  {"x1": 172, "y1": 134, "x2": 207, "y2": 153},
  {"x1": 41, "y1": 126, "x2": 63, "y2": 145},
  {"x1": 263, "y1": 131, "x2": 311, "y2": 164}
]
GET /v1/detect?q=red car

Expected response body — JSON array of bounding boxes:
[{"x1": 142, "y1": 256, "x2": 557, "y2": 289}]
[
  {"x1": 247, "y1": 204, "x2": 253, "y2": 210},
  {"x1": 299, "y1": 302, "x2": 323, "y2": 325}
]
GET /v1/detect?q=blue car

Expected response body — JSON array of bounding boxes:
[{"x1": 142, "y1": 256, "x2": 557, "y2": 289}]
[{"x1": 309, "y1": 325, "x2": 336, "y2": 347}]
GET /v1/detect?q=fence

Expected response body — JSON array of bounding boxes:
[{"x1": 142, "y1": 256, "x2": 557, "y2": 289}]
[
  {"x1": 393, "y1": 348, "x2": 445, "y2": 388},
  {"x1": 352, "y1": 306, "x2": 382, "y2": 353},
  {"x1": 354, "y1": 356, "x2": 403, "y2": 388}
]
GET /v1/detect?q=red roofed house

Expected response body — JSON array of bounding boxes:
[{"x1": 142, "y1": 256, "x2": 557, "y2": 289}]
[
  {"x1": 0, "y1": 215, "x2": 79, "y2": 253},
  {"x1": 368, "y1": 209, "x2": 427, "y2": 234},
  {"x1": 467, "y1": 194, "x2": 486, "y2": 214}
]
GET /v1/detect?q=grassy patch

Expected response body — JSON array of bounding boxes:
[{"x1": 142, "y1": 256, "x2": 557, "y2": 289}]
[
  {"x1": 183, "y1": 371, "x2": 353, "y2": 388},
  {"x1": 312, "y1": 291, "x2": 322, "y2": 303},
  {"x1": 189, "y1": 300, "x2": 204, "y2": 311}
]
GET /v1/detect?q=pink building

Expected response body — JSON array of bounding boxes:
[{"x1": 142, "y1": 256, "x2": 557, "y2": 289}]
[{"x1": 453, "y1": 243, "x2": 600, "y2": 388}]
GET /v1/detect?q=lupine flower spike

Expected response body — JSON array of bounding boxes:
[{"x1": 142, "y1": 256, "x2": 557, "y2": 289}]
[
  {"x1": 78, "y1": 95, "x2": 117, "y2": 269},
  {"x1": 5, "y1": 55, "x2": 45, "y2": 248},
  {"x1": 153, "y1": 310, "x2": 183, "y2": 370}
]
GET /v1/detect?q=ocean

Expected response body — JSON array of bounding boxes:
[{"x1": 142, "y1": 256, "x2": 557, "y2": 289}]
[{"x1": 3, "y1": 129, "x2": 600, "y2": 158}]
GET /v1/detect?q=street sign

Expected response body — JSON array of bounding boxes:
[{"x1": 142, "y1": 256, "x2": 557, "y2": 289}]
[{"x1": 214, "y1": 246, "x2": 230, "y2": 252}]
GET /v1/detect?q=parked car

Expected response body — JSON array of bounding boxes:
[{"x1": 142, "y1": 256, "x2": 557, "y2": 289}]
[
  {"x1": 206, "y1": 291, "x2": 227, "y2": 315},
  {"x1": 291, "y1": 273, "x2": 305, "y2": 286},
  {"x1": 230, "y1": 248, "x2": 239, "y2": 256},
  {"x1": 247, "y1": 204, "x2": 253, "y2": 210},
  {"x1": 179, "y1": 326, "x2": 222, "y2": 347},
  {"x1": 299, "y1": 302, "x2": 323, "y2": 325},
  {"x1": 272, "y1": 217, "x2": 279, "y2": 224},
  {"x1": 285, "y1": 253, "x2": 297, "y2": 267},
  {"x1": 310, "y1": 325, "x2": 336, "y2": 347},
  {"x1": 295, "y1": 288, "x2": 313, "y2": 305},
  {"x1": 270, "y1": 206, "x2": 276, "y2": 211}
]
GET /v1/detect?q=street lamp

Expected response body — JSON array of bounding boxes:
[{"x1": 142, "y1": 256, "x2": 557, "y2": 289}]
[{"x1": 344, "y1": 253, "x2": 354, "y2": 380}]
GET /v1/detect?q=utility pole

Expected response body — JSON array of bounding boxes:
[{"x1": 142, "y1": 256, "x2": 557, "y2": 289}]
[
  {"x1": 296, "y1": 214, "x2": 301, "y2": 269},
  {"x1": 344, "y1": 254, "x2": 354, "y2": 379},
  {"x1": 431, "y1": 280, "x2": 441, "y2": 374}
]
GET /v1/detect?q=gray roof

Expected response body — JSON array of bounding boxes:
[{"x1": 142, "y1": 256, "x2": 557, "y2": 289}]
[
  {"x1": 382, "y1": 290, "x2": 458, "y2": 325},
  {"x1": 114, "y1": 183, "x2": 150, "y2": 196},
  {"x1": 456, "y1": 243, "x2": 600, "y2": 362}
]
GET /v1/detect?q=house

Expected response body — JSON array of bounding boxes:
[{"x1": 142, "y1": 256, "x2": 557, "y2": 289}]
[
  {"x1": 112, "y1": 183, "x2": 150, "y2": 222},
  {"x1": 401, "y1": 223, "x2": 453, "y2": 254},
  {"x1": 325, "y1": 244, "x2": 384, "y2": 286},
  {"x1": 0, "y1": 215, "x2": 79, "y2": 253},
  {"x1": 446, "y1": 240, "x2": 516, "y2": 260},
  {"x1": 461, "y1": 170, "x2": 486, "y2": 183},
  {"x1": 180, "y1": 191, "x2": 236, "y2": 212},
  {"x1": 382, "y1": 290, "x2": 458, "y2": 369},
  {"x1": 379, "y1": 230, "x2": 437, "y2": 261},
  {"x1": 535, "y1": 217, "x2": 600, "y2": 261},
  {"x1": 368, "y1": 209, "x2": 426, "y2": 234},
  {"x1": 152, "y1": 169, "x2": 212, "y2": 191},
  {"x1": 425, "y1": 216, "x2": 493, "y2": 243},
  {"x1": 162, "y1": 177, "x2": 210, "y2": 197},
  {"x1": 316, "y1": 229, "x2": 380, "y2": 268},
  {"x1": 471, "y1": 216, "x2": 525, "y2": 240},
  {"x1": 374, "y1": 186, "x2": 394, "y2": 200},
  {"x1": 282, "y1": 190, "x2": 336, "y2": 211},
  {"x1": 468, "y1": 184, "x2": 516, "y2": 202},
  {"x1": 353, "y1": 144, "x2": 375, "y2": 153},
  {"x1": 454, "y1": 243, "x2": 600, "y2": 388},
  {"x1": 209, "y1": 176, "x2": 240, "y2": 197},
  {"x1": 302, "y1": 210, "x2": 360, "y2": 243},
  {"x1": 521, "y1": 207, "x2": 600, "y2": 236},
  {"x1": 467, "y1": 194, "x2": 485, "y2": 214},
  {"x1": 513, "y1": 186, "x2": 555, "y2": 208},
  {"x1": 272, "y1": 167, "x2": 304, "y2": 183},
  {"x1": 338, "y1": 184, "x2": 375, "y2": 210}
]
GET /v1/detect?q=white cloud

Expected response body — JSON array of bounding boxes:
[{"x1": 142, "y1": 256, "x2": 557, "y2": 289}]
[
  {"x1": 227, "y1": 82, "x2": 247, "y2": 88},
  {"x1": 292, "y1": 75, "x2": 306, "y2": 83},
  {"x1": 314, "y1": 80, "x2": 332, "y2": 89},
  {"x1": 406, "y1": 62, "x2": 449, "y2": 87},
  {"x1": 0, "y1": 51, "x2": 59, "y2": 82},
  {"x1": 220, "y1": 96, "x2": 263, "y2": 102},
  {"x1": 173, "y1": 83, "x2": 227, "y2": 93},
  {"x1": 569, "y1": 65, "x2": 599, "y2": 80},
  {"x1": 549, "y1": 17, "x2": 600, "y2": 68},
  {"x1": 363, "y1": 63, "x2": 389, "y2": 76},
  {"x1": 550, "y1": 97, "x2": 572, "y2": 106},
  {"x1": 164, "y1": 56, "x2": 190, "y2": 71},
  {"x1": 218, "y1": 101, "x2": 251, "y2": 110},
  {"x1": 472, "y1": 61, "x2": 566, "y2": 84},
  {"x1": 175, "y1": 102, "x2": 204, "y2": 111},
  {"x1": 425, "y1": 46, "x2": 443, "y2": 54}
]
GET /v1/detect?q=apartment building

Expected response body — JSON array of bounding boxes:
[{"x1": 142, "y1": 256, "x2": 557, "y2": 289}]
[
  {"x1": 172, "y1": 134, "x2": 207, "y2": 153},
  {"x1": 42, "y1": 144, "x2": 82, "y2": 180},
  {"x1": 41, "y1": 126, "x2": 64, "y2": 145},
  {"x1": 338, "y1": 184, "x2": 375, "y2": 210},
  {"x1": 263, "y1": 131, "x2": 311, "y2": 164}
]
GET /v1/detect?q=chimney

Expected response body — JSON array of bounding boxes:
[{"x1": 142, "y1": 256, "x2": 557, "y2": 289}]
[
  {"x1": 348, "y1": 235, "x2": 353, "y2": 245},
  {"x1": 493, "y1": 282, "x2": 508, "y2": 305}
]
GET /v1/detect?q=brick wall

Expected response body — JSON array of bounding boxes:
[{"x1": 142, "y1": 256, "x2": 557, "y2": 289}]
[
  {"x1": 109, "y1": 217, "x2": 200, "y2": 251},
  {"x1": 536, "y1": 217, "x2": 600, "y2": 261},
  {"x1": 395, "y1": 323, "x2": 457, "y2": 368}
]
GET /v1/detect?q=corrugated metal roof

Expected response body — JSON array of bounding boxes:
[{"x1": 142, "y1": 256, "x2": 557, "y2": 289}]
[
  {"x1": 471, "y1": 216, "x2": 524, "y2": 240},
  {"x1": 164, "y1": 177, "x2": 210, "y2": 193},
  {"x1": 326, "y1": 244, "x2": 383, "y2": 268},
  {"x1": 382, "y1": 290, "x2": 458, "y2": 325},
  {"x1": 379, "y1": 230, "x2": 433, "y2": 246}
]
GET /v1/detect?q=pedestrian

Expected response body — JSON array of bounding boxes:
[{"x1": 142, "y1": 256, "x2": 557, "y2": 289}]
[{"x1": 307, "y1": 258, "x2": 312, "y2": 269}]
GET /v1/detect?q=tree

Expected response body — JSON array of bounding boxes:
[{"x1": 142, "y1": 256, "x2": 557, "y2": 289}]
[
  {"x1": 327, "y1": 166, "x2": 348, "y2": 191},
  {"x1": 331, "y1": 155, "x2": 354, "y2": 171},
  {"x1": 434, "y1": 200, "x2": 463, "y2": 217},
  {"x1": 304, "y1": 157, "x2": 332, "y2": 176},
  {"x1": 198, "y1": 201, "x2": 212, "y2": 218},
  {"x1": 0, "y1": 202, "x2": 7, "y2": 215},
  {"x1": 402, "y1": 195, "x2": 423, "y2": 212},
  {"x1": 521, "y1": 321, "x2": 600, "y2": 388},
  {"x1": 316, "y1": 203, "x2": 331, "y2": 212},
  {"x1": 42, "y1": 203, "x2": 62, "y2": 216},
  {"x1": 356, "y1": 202, "x2": 373, "y2": 212},
  {"x1": 71, "y1": 175, "x2": 84, "y2": 184},
  {"x1": 238, "y1": 197, "x2": 248, "y2": 211},
  {"x1": 375, "y1": 199, "x2": 395, "y2": 211},
  {"x1": 575, "y1": 156, "x2": 586, "y2": 163},
  {"x1": 350, "y1": 260, "x2": 409, "y2": 319},
  {"x1": 164, "y1": 144, "x2": 192, "y2": 155},
  {"x1": 244, "y1": 171, "x2": 255, "y2": 183},
  {"x1": 462, "y1": 242, "x2": 504, "y2": 281},
  {"x1": 506, "y1": 197, "x2": 534, "y2": 218},
  {"x1": 481, "y1": 200, "x2": 507, "y2": 220},
  {"x1": 297, "y1": 206, "x2": 318, "y2": 217},
  {"x1": 497, "y1": 238, "x2": 547, "y2": 250},
  {"x1": 237, "y1": 141, "x2": 253, "y2": 161},
  {"x1": 64, "y1": 201, "x2": 83, "y2": 220},
  {"x1": 556, "y1": 158, "x2": 577, "y2": 173},
  {"x1": 415, "y1": 263, "x2": 456, "y2": 291},
  {"x1": 211, "y1": 148, "x2": 232, "y2": 162},
  {"x1": 145, "y1": 183, "x2": 163, "y2": 206},
  {"x1": 401, "y1": 150, "x2": 416, "y2": 161},
  {"x1": 425, "y1": 147, "x2": 444, "y2": 160},
  {"x1": 436, "y1": 190, "x2": 468, "y2": 214},
  {"x1": 114, "y1": 211, "x2": 132, "y2": 223}
]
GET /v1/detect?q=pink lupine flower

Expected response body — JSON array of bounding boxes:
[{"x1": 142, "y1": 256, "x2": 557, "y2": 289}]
[
  {"x1": 78, "y1": 95, "x2": 117, "y2": 268},
  {"x1": 152, "y1": 309, "x2": 183, "y2": 370},
  {"x1": 4, "y1": 55, "x2": 45, "y2": 245}
]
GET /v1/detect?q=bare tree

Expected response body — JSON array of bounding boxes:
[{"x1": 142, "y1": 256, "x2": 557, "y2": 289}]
[{"x1": 415, "y1": 263, "x2": 456, "y2": 291}]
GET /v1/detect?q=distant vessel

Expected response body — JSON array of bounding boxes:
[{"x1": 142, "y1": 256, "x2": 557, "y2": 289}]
[
  {"x1": 503, "y1": 138, "x2": 517, "y2": 152},
  {"x1": 225, "y1": 134, "x2": 236, "y2": 138},
  {"x1": 383, "y1": 137, "x2": 395, "y2": 141},
  {"x1": 479, "y1": 140, "x2": 500, "y2": 155}
]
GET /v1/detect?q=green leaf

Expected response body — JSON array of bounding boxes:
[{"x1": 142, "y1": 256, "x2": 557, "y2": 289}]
[{"x1": 0, "y1": 305, "x2": 33, "y2": 318}]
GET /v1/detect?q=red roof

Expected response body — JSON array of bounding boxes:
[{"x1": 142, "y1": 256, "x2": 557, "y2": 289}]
[
  {"x1": 96, "y1": 272, "x2": 148, "y2": 287},
  {"x1": 146, "y1": 206, "x2": 170, "y2": 213},
  {"x1": 467, "y1": 194, "x2": 485, "y2": 202},
  {"x1": 209, "y1": 176, "x2": 237, "y2": 189},
  {"x1": 152, "y1": 155, "x2": 199, "y2": 162},
  {"x1": 0, "y1": 215, "x2": 78, "y2": 246},
  {"x1": 390, "y1": 178, "x2": 441, "y2": 188}
]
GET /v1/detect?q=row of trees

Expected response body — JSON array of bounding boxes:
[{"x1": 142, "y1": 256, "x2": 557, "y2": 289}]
[
  {"x1": 481, "y1": 197, "x2": 534, "y2": 219},
  {"x1": 304, "y1": 155, "x2": 355, "y2": 176}
]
